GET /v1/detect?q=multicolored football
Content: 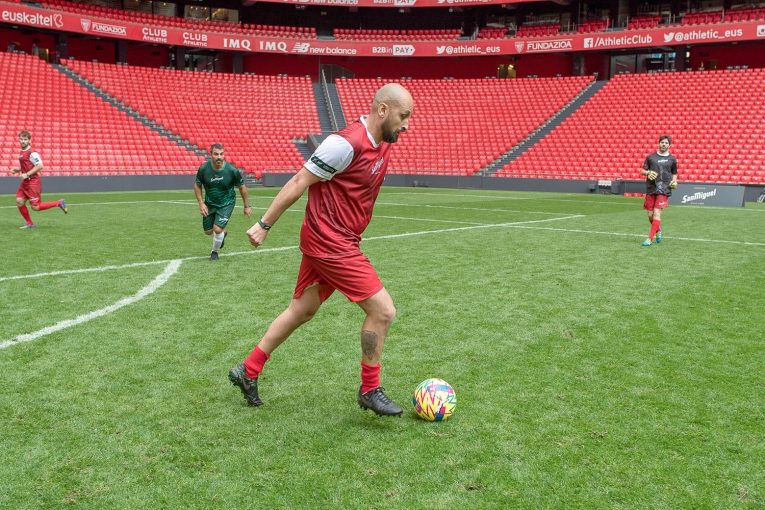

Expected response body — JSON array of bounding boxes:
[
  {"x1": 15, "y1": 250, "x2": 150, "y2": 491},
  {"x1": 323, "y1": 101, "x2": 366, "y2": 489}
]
[{"x1": 412, "y1": 378, "x2": 457, "y2": 422}]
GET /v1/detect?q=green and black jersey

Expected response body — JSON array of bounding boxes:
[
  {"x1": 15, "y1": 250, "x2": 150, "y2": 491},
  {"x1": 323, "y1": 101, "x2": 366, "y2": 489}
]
[{"x1": 195, "y1": 161, "x2": 244, "y2": 208}]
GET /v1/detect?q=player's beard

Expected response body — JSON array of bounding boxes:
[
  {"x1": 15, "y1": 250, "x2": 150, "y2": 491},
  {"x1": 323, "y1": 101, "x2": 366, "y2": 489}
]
[{"x1": 382, "y1": 123, "x2": 401, "y2": 143}]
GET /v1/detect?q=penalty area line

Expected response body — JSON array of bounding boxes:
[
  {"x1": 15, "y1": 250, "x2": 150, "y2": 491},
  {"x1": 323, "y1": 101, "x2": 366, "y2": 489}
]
[
  {"x1": 0, "y1": 260, "x2": 182, "y2": 350},
  {"x1": 0, "y1": 215, "x2": 582, "y2": 282}
]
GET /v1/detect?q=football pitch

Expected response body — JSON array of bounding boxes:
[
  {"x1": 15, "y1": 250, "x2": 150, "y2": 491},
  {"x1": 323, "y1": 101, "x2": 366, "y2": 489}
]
[{"x1": 1, "y1": 188, "x2": 764, "y2": 509}]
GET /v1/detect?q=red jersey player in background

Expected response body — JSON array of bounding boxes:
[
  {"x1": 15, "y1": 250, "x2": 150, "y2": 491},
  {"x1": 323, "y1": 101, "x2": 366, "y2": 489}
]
[
  {"x1": 10, "y1": 130, "x2": 68, "y2": 229},
  {"x1": 229, "y1": 83, "x2": 414, "y2": 416}
]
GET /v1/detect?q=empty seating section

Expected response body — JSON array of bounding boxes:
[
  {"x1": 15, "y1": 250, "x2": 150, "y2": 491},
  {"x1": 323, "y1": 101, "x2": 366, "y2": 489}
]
[
  {"x1": 477, "y1": 27, "x2": 508, "y2": 39},
  {"x1": 577, "y1": 20, "x2": 610, "y2": 33},
  {"x1": 63, "y1": 60, "x2": 319, "y2": 177},
  {"x1": 3, "y1": 53, "x2": 761, "y2": 184},
  {"x1": 496, "y1": 69, "x2": 765, "y2": 184},
  {"x1": 334, "y1": 28, "x2": 461, "y2": 41},
  {"x1": 681, "y1": 10, "x2": 723, "y2": 24},
  {"x1": 627, "y1": 15, "x2": 662, "y2": 30},
  {"x1": 515, "y1": 23, "x2": 561, "y2": 37},
  {"x1": 0, "y1": 52, "x2": 201, "y2": 175},
  {"x1": 725, "y1": 7, "x2": 765, "y2": 21},
  {"x1": 336, "y1": 76, "x2": 593, "y2": 175},
  {"x1": 249, "y1": 24, "x2": 317, "y2": 38},
  {"x1": 40, "y1": 0, "x2": 317, "y2": 38}
]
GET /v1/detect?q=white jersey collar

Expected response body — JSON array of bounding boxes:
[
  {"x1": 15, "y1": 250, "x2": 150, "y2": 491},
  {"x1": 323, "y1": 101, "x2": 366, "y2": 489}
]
[{"x1": 359, "y1": 116, "x2": 379, "y2": 148}]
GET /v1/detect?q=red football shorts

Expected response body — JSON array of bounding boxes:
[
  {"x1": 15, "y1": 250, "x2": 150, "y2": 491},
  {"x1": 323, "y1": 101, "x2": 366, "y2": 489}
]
[
  {"x1": 643, "y1": 193, "x2": 669, "y2": 210},
  {"x1": 16, "y1": 179, "x2": 42, "y2": 204},
  {"x1": 294, "y1": 252, "x2": 383, "y2": 303}
]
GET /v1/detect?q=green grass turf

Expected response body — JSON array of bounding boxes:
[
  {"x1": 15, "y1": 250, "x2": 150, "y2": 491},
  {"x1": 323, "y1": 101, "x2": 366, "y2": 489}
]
[{"x1": 1, "y1": 188, "x2": 764, "y2": 509}]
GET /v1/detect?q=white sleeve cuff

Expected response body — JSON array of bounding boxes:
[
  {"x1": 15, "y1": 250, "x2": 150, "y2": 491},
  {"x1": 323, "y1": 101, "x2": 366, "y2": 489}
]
[{"x1": 304, "y1": 135, "x2": 354, "y2": 180}]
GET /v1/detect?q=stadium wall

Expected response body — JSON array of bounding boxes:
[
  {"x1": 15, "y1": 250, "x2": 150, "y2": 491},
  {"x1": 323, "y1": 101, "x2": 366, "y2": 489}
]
[
  {"x1": 2, "y1": 177, "x2": 762, "y2": 202},
  {"x1": 67, "y1": 38, "x2": 117, "y2": 64},
  {"x1": 242, "y1": 53, "x2": 575, "y2": 79},
  {"x1": 125, "y1": 45, "x2": 170, "y2": 68},
  {"x1": 689, "y1": 42, "x2": 765, "y2": 70},
  {"x1": 0, "y1": 29, "x2": 55, "y2": 55}
]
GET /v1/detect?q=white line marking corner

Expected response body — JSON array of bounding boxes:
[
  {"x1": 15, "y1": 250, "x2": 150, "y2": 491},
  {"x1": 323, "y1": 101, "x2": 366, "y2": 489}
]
[{"x1": 0, "y1": 260, "x2": 182, "y2": 350}]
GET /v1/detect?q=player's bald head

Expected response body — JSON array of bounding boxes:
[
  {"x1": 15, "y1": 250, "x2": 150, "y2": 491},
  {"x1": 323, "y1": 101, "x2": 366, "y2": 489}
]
[
  {"x1": 372, "y1": 83, "x2": 413, "y2": 111},
  {"x1": 369, "y1": 83, "x2": 413, "y2": 144}
]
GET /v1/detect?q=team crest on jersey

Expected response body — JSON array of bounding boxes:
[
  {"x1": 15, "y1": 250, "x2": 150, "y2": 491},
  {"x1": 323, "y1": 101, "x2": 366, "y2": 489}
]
[{"x1": 370, "y1": 157, "x2": 384, "y2": 175}]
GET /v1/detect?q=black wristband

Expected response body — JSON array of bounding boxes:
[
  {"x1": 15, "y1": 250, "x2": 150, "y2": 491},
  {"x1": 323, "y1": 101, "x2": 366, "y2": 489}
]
[{"x1": 258, "y1": 218, "x2": 272, "y2": 231}]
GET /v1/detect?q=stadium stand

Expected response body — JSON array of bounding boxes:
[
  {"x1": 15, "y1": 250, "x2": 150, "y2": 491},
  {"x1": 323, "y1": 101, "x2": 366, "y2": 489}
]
[
  {"x1": 40, "y1": 0, "x2": 317, "y2": 38},
  {"x1": 336, "y1": 76, "x2": 593, "y2": 175},
  {"x1": 3, "y1": 50, "x2": 761, "y2": 183},
  {"x1": 334, "y1": 28, "x2": 461, "y2": 41},
  {"x1": 577, "y1": 20, "x2": 610, "y2": 33},
  {"x1": 0, "y1": 52, "x2": 202, "y2": 175},
  {"x1": 725, "y1": 6, "x2": 765, "y2": 21},
  {"x1": 477, "y1": 27, "x2": 508, "y2": 39},
  {"x1": 63, "y1": 60, "x2": 320, "y2": 177},
  {"x1": 626, "y1": 15, "x2": 662, "y2": 30},
  {"x1": 515, "y1": 23, "x2": 561, "y2": 38},
  {"x1": 680, "y1": 10, "x2": 724, "y2": 25},
  {"x1": 495, "y1": 68, "x2": 765, "y2": 184}
]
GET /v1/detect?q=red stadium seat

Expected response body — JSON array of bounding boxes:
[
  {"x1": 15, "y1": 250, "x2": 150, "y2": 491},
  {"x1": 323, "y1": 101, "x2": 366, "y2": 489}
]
[
  {"x1": 496, "y1": 69, "x2": 765, "y2": 184},
  {"x1": 336, "y1": 75, "x2": 593, "y2": 176},
  {"x1": 0, "y1": 52, "x2": 205, "y2": 177},
  {"x1": 59, "y1": 59, "x2": 321, "y2": 177}
]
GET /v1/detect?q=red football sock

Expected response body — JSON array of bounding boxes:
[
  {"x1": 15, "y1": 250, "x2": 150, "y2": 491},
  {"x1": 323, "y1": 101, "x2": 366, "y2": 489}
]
[
  {"x1": 243, "y1": 345, "x2": 269, "y2": 379},
  {"x1": 18, "y1": 205, "x2": 32, "y2": 224},
  {"x1": 649, "y1": 219, "x2": 661, "y2": 240},
  {"x1": 37, "y1": 201, "x2": 59, "y2": 211},
  {"x1": 360, "y1": 362, "x2": 381, "y2": 394}
]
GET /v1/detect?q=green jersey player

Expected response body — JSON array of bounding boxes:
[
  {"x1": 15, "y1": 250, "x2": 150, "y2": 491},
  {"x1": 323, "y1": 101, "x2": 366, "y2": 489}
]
[{"x1": 193, "y1": 143, "x2": 252, "y2": 260}]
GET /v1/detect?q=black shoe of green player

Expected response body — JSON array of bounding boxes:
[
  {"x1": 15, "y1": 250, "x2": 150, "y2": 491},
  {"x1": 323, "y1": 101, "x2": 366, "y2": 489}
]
[
  {"x1": 220, "y1": 231, "x2": 228, "y2": 250},
  {"x1": 358, "y1": 387, "x2": 403, "y2": 416},
  {"x1": 210, "y1": 251, "x2": 219, "y2": 261},
  {"x1": 228, "y1": 363, "x2": 263, "y2": 406}
]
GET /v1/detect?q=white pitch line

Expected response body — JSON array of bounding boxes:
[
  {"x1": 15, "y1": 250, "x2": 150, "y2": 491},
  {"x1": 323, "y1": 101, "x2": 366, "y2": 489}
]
[
  {"x1": 2, "y1": 212, "x2": 763, "y2": 284},
  {"x1": 0, "y1": 245, "x2": 294, "y2": 283},
  {"x1": 509, "y1": 225, "x2": 765, "y2": 246},
  {"x1": 0, "y1": 259, "x2": 182, "y2": 350},
  {"x1": 381, "y1": 190, "x2": 765, "y2": 211},
  {"x1": 375, "y1": 201, "x2": 581, "y2": 216},
  {"x1": 374, "y1": 215, "x2": 487, "y2": 225},
  {"x1": 8, "y1": 193, "x2": 761, "y2": 215},
  {"x1": 126, "y1": 198, "x2": 577, "y2": 217},
  {"x1": 0, "y1": 215, "x2": 582, "y2": 282},
  {"x1": 382, "y1": 191, "x2": 537, "y2": 200},
  {"x1": 0, "y1": 200, "x2": 193, "y2": 209},
  {"x1": 365, "y1": 215, "x2": 585, "y2": 240}
]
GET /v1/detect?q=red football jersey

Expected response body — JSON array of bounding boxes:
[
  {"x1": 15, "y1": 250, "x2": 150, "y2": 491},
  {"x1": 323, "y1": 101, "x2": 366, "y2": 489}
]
[
  {"x1": 19, "y1": 147, "x2": 43, "y2": 182},
  {"x1": 300, "y1": 118, "x2": 392, "y2": 258}
]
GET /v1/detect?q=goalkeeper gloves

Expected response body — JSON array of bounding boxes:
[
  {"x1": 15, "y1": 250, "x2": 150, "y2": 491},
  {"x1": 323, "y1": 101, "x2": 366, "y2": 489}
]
[
  {"x1": 646, "y1": 171, "x2": 658, "y2": 180},
  {"x1": 670, "y1": 180, "x2": 678, "y2": 189}
]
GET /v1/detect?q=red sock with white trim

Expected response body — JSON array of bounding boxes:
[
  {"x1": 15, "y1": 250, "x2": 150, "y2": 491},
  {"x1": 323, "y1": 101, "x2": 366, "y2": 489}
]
[
  {"x1": 243, "y1": 345, "x2": 269, "y2": 380},
  {"x1": 361, "y1": 362, "x2": 381, "y2": 394},
  {"x1": 649, "y1": 220, "x2": 661, "y2": 241}
]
